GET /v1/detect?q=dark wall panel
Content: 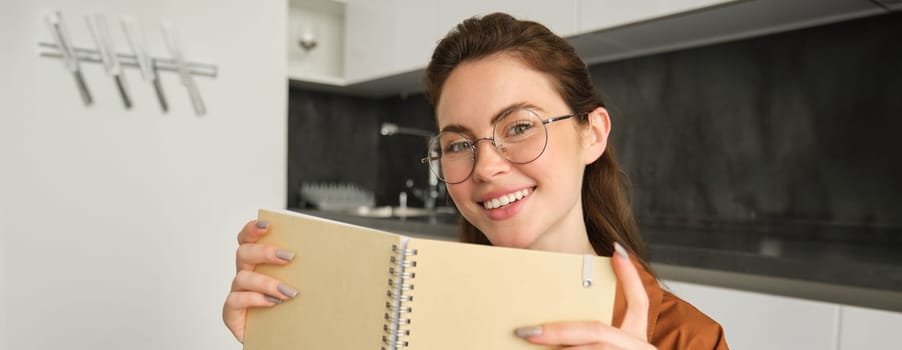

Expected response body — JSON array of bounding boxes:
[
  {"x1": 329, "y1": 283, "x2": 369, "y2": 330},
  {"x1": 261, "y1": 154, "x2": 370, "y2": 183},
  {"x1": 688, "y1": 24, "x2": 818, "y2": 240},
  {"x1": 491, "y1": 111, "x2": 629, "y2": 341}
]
[
  {"x1": 594, "y1": 12, "x2": 902, "y2": 226},
  {"x1": 287, "y1": 89, "x2": 382, "y2": 208}
]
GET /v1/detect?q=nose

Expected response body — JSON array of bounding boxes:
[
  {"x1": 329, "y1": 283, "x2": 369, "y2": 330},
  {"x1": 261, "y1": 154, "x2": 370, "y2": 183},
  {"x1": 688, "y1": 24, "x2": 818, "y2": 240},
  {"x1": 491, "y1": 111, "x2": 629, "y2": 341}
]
[{"x1": 470, "y1": 137, "x2": 510, "y2": 182}]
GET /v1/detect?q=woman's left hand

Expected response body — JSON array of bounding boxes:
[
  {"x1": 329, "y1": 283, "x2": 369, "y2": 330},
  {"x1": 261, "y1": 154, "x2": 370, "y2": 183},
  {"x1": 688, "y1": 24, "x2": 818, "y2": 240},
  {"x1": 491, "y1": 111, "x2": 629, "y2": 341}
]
[{"x1": 515, "y1": 243, "x2": 656, "y2": 349}]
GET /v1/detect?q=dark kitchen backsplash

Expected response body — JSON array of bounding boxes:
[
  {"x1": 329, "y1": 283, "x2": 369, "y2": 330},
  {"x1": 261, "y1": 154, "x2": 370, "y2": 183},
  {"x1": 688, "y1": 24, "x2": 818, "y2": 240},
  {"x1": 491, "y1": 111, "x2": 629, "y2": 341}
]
[
  {"x1": 288, "y1": 11, "x2": 901, "y2": 231},
  {"x1": 287, "y1": 89, "x2": 438, "y2": 209}
]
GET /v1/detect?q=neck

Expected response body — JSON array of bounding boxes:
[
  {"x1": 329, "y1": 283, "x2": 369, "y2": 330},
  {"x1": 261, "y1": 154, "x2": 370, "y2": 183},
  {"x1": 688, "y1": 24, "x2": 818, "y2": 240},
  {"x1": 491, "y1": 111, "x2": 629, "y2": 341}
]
[{"x1": 527, "y1": 208, "x2": 596, "y2": 255}]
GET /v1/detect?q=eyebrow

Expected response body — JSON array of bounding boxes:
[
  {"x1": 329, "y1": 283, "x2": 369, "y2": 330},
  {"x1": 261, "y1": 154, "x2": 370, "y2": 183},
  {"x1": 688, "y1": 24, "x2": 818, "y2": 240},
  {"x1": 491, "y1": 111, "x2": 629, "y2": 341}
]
[{"x1": 439, "y1": 102, "x2": 546, "y2": 134}]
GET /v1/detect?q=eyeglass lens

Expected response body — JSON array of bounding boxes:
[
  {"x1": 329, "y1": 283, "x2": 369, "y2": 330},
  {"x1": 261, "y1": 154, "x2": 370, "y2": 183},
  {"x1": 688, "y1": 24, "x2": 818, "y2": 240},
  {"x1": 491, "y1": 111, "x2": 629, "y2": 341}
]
[{"x1": 426, "y1": 108, "x2": 550, "y2": 184}]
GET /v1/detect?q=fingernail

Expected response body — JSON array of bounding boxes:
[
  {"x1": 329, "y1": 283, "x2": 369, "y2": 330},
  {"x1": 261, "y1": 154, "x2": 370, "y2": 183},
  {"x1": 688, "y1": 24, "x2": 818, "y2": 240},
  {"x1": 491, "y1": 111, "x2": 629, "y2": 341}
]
[
  {"x1": 614, "y1": 242, "x2": 629, "y2": 259},
  {"x1": 275, "y1": 249, "x2": 295, "y2": 262},
  {"x1": 278, "y1": 284, "x2": 298, "y2": 298},
  {"x1": 514, "y1": 326, "x2": 543, "y2": 338},
  {"x1": 264, "y1": 295, "x2": 283, "y2": 304},
  {"x1": 255, "y1": 220, "x2": 269, "y2": 229}
]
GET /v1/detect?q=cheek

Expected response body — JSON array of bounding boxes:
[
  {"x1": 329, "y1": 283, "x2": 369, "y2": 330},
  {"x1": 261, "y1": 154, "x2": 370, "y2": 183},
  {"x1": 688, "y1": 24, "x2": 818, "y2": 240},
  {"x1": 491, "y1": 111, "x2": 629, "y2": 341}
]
[
  {"x1": 529, "y1": 143, "x2": 585, "y2": 187},
  {"x1": 445, "y1": 183, "x2": 470, "y2": 205},
  {"x1": 547, "y1": 133, "x2": 586, "y2": 168}
]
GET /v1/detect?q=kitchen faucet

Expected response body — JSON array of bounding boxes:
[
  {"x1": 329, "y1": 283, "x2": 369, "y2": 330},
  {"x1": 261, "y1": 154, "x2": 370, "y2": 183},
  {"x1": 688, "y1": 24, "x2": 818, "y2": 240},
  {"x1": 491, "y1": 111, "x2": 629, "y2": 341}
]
[{"x1": 380, "y1": 122, "x2": 441, "y2": 221}]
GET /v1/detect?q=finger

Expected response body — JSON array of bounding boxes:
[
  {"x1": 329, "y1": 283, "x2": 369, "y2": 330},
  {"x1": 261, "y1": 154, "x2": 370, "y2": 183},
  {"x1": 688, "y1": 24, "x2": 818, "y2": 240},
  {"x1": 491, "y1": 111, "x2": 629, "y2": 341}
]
[
  {"x1": 516, "y1": 321, "x2": 647, "y2": 349},
  {"x1": 564, "y1": 343, "x2": 654, "y2": 350},
  {"x1": 517, "y1": 321, "x2": 604, "y2": 345},
  {"x1": 563, "y1": 344, "x2": 623, "y2": 350},
  {"x1": 236, "y1": 243, "x2": 295, "y2": 272},
  {"x1": 230, "y1": 270, "x2": 299, "y2": 300},
  {"x1": 238, "y1": 219, "x2": 270, "y2": 244},
  {"x1": 223, "y1": 291, "x2": 283, "y2": 343},
  {"x1": 612, "y1": 242, "x2": 649, "y2": 340},
  {"x1": 562, "y1": 345, "x2": 616, "y2": 350}
]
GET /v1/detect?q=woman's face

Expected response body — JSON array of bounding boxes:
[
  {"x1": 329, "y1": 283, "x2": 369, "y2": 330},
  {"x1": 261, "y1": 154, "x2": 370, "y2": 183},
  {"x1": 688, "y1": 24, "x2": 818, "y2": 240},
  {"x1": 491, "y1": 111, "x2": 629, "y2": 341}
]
[{"x1": 436, "y1": 54, "x2": 607, "y2": 253}]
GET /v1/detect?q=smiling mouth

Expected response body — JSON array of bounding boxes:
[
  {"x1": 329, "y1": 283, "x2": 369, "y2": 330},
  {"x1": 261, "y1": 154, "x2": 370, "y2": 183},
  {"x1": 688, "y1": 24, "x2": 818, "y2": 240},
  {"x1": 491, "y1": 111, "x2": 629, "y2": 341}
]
[{"x1": 481, "y1": 188, "x2": 532, "y2": 210}]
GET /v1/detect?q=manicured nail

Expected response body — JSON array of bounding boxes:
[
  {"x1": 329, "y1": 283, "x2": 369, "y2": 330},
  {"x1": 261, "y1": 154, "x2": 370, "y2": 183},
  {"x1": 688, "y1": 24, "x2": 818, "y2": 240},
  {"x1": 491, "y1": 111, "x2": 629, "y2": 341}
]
[
  {"x1": 255, "y1": 220, "x2": 269, "y2": 229},
  {"x1": 614, "y1": 242, "x2": 629, "y2": 259},
  {"x1": 275, "y1": 249, "x2": 295, "y2": 262},
  {"x1": 514, "y1": 326, "x2": 543, "y2": 338},
  {"x1": 278, "y1": 284, "x2": 298, "y2": 298},
  {"x1": 264, "y1": 295, "x2": 283, "y2": 304}
]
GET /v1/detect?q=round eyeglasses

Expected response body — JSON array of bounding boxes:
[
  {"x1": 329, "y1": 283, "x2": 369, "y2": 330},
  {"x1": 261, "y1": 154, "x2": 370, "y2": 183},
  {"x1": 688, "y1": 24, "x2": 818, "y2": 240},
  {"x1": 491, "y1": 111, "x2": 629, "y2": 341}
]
[{"x1": 421, "y1": 107, "x2": 585, "y2": 184}]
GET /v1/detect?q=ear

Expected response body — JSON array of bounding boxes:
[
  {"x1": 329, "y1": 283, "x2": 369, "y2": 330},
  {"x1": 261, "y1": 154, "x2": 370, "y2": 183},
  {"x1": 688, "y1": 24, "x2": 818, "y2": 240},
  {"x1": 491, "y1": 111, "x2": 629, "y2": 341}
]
[{"x1": 581, "y1": 107, "x2": 611, "y2": 165}]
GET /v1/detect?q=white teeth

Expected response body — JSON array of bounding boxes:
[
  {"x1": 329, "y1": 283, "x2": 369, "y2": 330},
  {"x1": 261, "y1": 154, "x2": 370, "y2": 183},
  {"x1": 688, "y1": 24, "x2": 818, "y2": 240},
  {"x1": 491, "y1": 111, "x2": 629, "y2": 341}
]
[{"x1": 483, "y1": 188, "x2": 531, "y2": 210}]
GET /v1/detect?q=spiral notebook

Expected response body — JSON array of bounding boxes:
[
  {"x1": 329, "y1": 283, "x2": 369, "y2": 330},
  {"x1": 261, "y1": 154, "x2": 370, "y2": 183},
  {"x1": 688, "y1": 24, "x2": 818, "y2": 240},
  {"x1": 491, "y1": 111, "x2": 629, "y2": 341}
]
[{"x1": 243, "y1": 209, "x2": 617, "y2": 350}]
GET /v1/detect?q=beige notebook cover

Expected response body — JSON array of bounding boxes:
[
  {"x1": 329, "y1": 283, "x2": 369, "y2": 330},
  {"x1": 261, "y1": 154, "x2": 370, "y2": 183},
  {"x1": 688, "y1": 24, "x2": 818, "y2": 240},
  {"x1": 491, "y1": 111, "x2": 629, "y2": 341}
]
[{"x1": 244, "y1": 209, "x2": 616, "y2": 350}]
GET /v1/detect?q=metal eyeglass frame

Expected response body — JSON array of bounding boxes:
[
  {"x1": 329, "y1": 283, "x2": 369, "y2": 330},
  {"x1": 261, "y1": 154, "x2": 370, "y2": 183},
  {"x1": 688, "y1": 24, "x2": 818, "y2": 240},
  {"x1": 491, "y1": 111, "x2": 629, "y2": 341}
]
[{"x1": 420, "y1": 109, "x2": 586, "y2": 184}]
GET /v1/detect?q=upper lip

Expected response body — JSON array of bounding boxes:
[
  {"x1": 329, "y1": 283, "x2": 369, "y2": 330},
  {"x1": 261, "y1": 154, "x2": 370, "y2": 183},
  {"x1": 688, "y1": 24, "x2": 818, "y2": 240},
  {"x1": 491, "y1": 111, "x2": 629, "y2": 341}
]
[{"x1": 476, "y1": 186, "x2": 534, "y2": 203}]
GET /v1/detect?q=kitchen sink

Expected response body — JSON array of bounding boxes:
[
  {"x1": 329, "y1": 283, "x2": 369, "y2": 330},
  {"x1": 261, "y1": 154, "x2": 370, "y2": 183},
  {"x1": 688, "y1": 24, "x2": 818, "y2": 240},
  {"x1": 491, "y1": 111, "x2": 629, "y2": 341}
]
[{"x1": 345, "y1": 205, "x2": 460, "y2": 224}]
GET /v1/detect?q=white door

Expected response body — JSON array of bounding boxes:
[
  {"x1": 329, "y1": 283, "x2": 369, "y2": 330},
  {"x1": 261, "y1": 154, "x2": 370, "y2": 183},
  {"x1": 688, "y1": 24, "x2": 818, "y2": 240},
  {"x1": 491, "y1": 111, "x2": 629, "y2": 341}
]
[{"x1": 0, "y1": 1, "x2": 287, "y2": 349}]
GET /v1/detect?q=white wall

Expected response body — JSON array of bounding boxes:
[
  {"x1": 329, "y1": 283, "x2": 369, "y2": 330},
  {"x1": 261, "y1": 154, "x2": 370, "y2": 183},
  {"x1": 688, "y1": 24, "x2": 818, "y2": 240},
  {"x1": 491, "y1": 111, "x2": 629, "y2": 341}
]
[
  {"x1": 0, "y1": 224, "x2": 6, "y2": 349},
  {"x1": 0, "y1": 1, "x2": 286, "y2": 349}
]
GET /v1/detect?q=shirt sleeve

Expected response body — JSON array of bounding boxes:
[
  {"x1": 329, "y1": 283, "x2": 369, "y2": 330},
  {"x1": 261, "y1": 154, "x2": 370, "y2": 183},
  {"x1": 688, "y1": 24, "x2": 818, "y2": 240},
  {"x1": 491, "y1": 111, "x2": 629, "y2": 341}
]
[{"x1": 649, "y1": 290, "x2": 730, "y2": 350}]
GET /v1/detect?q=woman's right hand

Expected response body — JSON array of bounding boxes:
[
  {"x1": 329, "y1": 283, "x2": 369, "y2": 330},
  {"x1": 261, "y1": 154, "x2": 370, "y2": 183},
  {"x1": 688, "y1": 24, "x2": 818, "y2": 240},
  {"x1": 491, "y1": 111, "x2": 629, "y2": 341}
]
[{"x1": 222, "y1": 219, "x2": 298, "y2": 343}]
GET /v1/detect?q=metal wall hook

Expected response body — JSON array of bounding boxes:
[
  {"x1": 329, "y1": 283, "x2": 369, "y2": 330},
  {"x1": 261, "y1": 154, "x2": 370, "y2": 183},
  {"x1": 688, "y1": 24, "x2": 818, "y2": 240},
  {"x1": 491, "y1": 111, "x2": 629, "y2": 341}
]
[
  {"x1": 162, "y1": 21, "x2": 205, "y2": 116},
  {"x1": 86, "y1": 13, "x2": 132, "y2": 109},
  {"x1": 38, "y1": 11, "x2": 218, "y2": 116},
  {"x1": 37, "y1": 42, "x2": 219, "y2": 77},
  {"x1": 45, "y1": 11, "x2": 92, "y2": 106},
  {"x1": 121, "y1": 16, "x2": 168, "y2": 113}
]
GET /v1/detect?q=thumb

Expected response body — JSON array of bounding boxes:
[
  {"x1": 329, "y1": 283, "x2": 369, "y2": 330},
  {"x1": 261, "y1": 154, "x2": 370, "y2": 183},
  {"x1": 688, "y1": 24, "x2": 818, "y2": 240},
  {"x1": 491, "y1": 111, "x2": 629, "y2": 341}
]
[{"x1": 612, "y1": 242, "x2": 649, "y2": 341}]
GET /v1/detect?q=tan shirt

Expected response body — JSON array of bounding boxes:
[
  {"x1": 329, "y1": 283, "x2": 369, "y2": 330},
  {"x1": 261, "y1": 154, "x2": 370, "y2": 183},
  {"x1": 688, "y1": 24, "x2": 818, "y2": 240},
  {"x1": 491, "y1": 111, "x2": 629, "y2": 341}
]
[{"x1": 612, "y1": 262, "x2": 729, "y2": 349}]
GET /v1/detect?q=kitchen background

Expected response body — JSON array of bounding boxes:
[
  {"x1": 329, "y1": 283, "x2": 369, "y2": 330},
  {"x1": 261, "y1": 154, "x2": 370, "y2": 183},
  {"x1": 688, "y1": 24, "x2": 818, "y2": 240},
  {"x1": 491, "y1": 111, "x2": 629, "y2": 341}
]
[
  {"x1": 290, "y1": 10, "x2": 902, "y2": 232},
  {"x1": 287, "y1": 1, "x2": 902, "y2": 349},
  {"x1": 2, "y1": 0, "x2": 901, "y2": 350}
]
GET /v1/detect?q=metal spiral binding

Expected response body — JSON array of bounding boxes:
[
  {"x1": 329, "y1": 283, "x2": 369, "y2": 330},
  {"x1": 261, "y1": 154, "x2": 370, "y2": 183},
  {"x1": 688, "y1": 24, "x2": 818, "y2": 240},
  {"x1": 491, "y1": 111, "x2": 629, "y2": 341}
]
[{"x1": 381, "y1": 242, "x2": 417, "y2": 350}]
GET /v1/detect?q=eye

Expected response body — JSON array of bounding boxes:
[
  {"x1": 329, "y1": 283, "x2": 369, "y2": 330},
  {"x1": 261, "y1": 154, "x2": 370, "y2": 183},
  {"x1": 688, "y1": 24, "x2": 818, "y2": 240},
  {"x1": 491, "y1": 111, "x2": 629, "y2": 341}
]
[
  {"x1": 504, "y1": 121, "x2": 535, "y2": 137},
  {"x1": 496, "y1": 107, "x2": 542, "y2": 140},
  {"x1": 443, "y1": 140, "x2": 472, "y2": 154}
]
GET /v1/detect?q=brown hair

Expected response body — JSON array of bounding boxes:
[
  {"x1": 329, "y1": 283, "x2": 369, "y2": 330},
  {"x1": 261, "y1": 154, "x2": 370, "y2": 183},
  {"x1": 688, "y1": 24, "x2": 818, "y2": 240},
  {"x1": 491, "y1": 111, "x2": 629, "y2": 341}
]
[{"x1": 425, "y1": 13, "x2": 650, "y2": 270}]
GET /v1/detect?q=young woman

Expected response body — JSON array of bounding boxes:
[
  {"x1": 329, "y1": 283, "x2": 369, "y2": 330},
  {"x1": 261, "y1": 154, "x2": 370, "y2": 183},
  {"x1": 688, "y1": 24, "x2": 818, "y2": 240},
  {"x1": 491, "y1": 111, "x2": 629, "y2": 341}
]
[{"x1": 224, "y1": 13, "x2": 728, "y2": 349}]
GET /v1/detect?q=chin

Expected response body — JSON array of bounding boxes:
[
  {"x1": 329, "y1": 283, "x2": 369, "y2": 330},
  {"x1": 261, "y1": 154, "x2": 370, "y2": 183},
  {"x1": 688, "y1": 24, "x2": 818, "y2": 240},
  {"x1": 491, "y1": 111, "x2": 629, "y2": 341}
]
[
  {"x1": 484, "y1": 231, "x2": 537, "y2": 250},
  {"x1": 464, "y1": 212, "x2": 534, "y2": 248}
]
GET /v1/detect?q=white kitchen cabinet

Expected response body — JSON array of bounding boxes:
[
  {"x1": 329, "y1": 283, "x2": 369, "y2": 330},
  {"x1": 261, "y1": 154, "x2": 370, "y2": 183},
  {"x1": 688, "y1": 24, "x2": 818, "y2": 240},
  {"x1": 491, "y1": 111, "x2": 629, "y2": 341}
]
[
  {"x1": 345, "y1": 0, "x2": 744, "y2": 84},
  {"x1": 573, "y1": 0, "x2": 884, "y2": 66},
  {"x1": 344, "y1": 0, "x2": 444, "y2": 83},
  {"x1": 344, "y1": 0, "x2": 581, "y2": 84},
  {"x1": 344, "y1": 0, "x2": 735, "y2": 83},
  {"x1": 0, "y1": 1, "x2": 286, "y2": 349},
  {"x1": 664, "y1": 280, "x2": 841, "y2": 350},
  {"x1": 436, "y1": 0, "x2": 580, "y2": 38},
  {"x1": 577, "y1": 0, "x2": 739, "y2": 35},
  {"x1": 288, "y1": 0, "x2": 346, "y2": 85},
  {"x1": 839, "y1": 305, "x2": 902, "y2": 349},
  {"x1": 344, "y1": 0, "x2": 397, "y2": 82},
  {"x1": 393, "y1": 0, "x2": 442, "y2": 80},
  {"x1": 329, "y1": 0, "x2": 886, "y2": 95}
]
